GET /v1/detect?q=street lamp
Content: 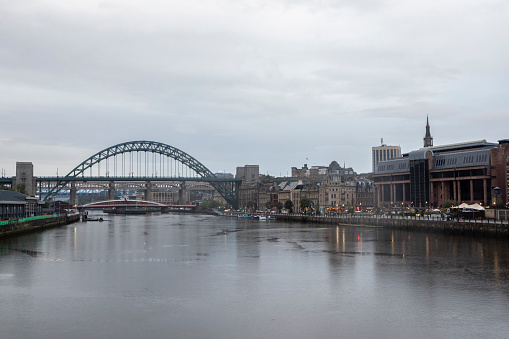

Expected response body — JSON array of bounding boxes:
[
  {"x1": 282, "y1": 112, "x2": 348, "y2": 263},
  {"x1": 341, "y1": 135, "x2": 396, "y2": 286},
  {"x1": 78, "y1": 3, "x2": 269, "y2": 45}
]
[{"x1": 494, "y1": 187, "x2": 501, "y2": 207}]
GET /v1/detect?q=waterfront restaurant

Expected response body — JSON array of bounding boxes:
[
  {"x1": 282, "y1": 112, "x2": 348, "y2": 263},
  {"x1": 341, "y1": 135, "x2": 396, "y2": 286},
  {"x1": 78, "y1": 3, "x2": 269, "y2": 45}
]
[{"x1": 373, "y1": 139, "x2": 509, "y2": 210}]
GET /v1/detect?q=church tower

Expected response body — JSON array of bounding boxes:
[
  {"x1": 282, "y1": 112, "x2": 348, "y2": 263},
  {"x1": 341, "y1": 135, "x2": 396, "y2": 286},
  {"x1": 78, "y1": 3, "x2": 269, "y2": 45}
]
[{"x1": 423, "y1": 115, "x2": 433, "y2": 147}]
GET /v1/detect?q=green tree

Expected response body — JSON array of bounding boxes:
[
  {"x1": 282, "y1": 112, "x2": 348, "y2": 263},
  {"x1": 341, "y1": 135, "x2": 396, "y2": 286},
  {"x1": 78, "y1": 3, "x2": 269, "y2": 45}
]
[
  {"x1": 441, "y1": 199, "x2": 454, "y2": 209},
  {"x1": 284, "y1": 200, "x2": 294, "y2": 213},
  {"x1": 199, "y1": 200, "x2": 220, "y2": 210},
  {"x1": 265, "y1": 201, "x2": 273, "y2": 210},
  {"x1": 300, "y1": 198, "x2": 312, "y2": 213},
  {"x1": 346, "y1": 202, "x2": 353, "y2": 215},
  {"x1": 276, "y1": 201, "x2": 283, "y2": 213},
  {"x1": 16, "y1": 183, "x2": 26, "y2": 195}
]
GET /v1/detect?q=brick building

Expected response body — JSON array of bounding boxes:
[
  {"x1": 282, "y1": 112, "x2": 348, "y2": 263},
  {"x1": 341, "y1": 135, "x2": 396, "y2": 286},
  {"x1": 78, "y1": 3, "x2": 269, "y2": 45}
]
[{"x1": 373, "y1": 139, "x2": 509, "y2": 209}]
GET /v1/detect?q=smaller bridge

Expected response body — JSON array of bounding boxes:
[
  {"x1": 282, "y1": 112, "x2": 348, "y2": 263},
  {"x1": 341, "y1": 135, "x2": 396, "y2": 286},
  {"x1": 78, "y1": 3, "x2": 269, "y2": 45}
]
[
  {"x1": 83, "y1": 199, "x2": 167, "y2": 209},
  {"x1": 81, "y1": 199, "x2": 197, "y2": 213}
]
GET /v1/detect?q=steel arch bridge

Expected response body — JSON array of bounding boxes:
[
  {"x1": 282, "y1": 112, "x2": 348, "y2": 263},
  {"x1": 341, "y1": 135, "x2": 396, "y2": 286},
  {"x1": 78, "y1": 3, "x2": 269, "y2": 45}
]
[{"x1": 42, "y1": 141, "x2": 240, "y2": 208}]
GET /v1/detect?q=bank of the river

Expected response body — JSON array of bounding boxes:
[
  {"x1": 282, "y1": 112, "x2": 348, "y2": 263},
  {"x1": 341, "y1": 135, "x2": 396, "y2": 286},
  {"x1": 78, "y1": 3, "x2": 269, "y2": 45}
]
[
  {"x1": 275, "y1": 214, "x2": 509, "y2": 238},
  {"x1": 0, "y1": 214, "x2": 80, "y2": 238}
]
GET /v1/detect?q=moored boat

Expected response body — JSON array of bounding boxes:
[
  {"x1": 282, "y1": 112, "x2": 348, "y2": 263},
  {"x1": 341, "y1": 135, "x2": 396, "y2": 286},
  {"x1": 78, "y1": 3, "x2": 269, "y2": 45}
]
[{"x1": 86, "y1": 216, "x2": 104, "y2": 222}]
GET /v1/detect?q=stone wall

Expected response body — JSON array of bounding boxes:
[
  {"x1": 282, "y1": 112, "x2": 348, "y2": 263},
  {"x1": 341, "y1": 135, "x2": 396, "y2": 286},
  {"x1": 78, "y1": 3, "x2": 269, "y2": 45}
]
[
  {"x1": 275, "y1": 214, "x2": 509, "y2": 238},
  {"x1": 0, "y1": 214, "x2": 80, "y2": 238}
]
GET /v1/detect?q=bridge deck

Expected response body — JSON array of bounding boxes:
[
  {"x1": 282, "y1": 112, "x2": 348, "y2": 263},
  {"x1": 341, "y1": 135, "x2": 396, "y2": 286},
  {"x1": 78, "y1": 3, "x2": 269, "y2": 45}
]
[{"x1": 37, "y1": 176, "x2": 241, "y2": 182}]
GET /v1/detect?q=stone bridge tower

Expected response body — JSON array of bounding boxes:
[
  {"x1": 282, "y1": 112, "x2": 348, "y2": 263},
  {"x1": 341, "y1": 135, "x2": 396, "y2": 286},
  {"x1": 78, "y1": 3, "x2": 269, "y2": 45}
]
[{"x1": 13, "y1": 162, "x2": 36, "y2": 196}]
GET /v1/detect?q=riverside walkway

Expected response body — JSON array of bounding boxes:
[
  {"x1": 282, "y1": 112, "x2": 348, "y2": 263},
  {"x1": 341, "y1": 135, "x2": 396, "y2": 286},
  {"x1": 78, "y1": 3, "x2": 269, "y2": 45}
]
[{"x1": 275, "y1": 213, "x2": 509, "y2": 238}]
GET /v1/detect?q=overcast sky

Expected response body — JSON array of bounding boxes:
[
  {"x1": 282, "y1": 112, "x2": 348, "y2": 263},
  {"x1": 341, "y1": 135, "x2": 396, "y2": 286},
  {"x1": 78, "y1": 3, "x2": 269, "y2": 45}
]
[{"x1": 1, "y1": 0, "x2": 508, "y2": 177}]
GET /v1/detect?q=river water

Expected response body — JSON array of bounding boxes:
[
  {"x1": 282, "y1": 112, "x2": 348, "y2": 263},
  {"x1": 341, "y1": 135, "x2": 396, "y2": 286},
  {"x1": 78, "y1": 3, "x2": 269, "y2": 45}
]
[{"x1": 1, "y1": 213, "x2": 508, "y2": 339}]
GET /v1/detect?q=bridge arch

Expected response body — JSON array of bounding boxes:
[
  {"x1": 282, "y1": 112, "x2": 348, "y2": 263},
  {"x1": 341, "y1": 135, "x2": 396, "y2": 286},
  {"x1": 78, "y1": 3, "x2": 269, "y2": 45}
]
[{"x1": 44, "y1": 141, "x2": 238, "y2": 208}]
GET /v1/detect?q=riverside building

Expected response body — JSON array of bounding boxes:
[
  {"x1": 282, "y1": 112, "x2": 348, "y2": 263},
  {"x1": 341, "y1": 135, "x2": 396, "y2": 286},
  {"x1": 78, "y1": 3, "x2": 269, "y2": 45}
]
[{"x1": 373, "y1": 122, "x2": 509, "y2": 209}]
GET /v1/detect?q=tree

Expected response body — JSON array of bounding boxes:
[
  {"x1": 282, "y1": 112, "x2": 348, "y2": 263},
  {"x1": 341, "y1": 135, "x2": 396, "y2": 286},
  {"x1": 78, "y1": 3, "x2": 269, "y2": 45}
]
[
  {"x1": 300, "y1": 198, "x2": 312, "y2": 213},
  {"x1": 243, "y1": 201, "x2": 252, "y2": 211},
  {"x1": 284, "y1": 200, "x2": 294, "y2": 213},
  {"x1": 199, "y1": 200, "x2": 220, "y2": 210},
  {"x1": 265, "y1": 201, "x2": 273, "y2": 210},
  {"x1": 16, "y1": 183, "x2": 26, "y2": 195},
  {"x1": 441, "y1": 199, "x2": 454, "y2": 209},
  {"x1": 276, "y1": 201, "x2": 283, "y2": 213},
  {"x1": 346, "y1": 202, "x2": 353, "y2": 215}
]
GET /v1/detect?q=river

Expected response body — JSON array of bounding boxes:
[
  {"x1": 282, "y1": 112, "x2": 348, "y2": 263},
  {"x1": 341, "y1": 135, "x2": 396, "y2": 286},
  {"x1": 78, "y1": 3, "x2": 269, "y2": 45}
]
[{"x1": 1, "y1": 213, "x2": 508, "y2": 338}]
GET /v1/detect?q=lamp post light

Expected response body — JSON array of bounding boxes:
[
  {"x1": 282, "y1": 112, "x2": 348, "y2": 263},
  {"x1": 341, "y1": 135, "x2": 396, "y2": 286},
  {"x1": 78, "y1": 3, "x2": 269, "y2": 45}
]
[{"x1": 493, "y1": 187, "x2": 501, "y2": 207}]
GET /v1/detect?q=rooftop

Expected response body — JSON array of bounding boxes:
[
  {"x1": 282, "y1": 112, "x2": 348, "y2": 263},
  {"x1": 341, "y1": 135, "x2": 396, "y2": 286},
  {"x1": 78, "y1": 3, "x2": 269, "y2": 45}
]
[
  {"x1": 0, "y1": 190, "x2": 28, "y2": 203},
  {"x1": 419, "y1": 139, "x2": 497, "y2": 154}
]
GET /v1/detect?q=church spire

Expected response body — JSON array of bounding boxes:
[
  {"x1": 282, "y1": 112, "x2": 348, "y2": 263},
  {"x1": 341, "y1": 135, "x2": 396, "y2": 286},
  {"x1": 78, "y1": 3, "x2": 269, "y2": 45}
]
[{"x1": 423, "y1": 115, "x2": 433, "y2": 147}]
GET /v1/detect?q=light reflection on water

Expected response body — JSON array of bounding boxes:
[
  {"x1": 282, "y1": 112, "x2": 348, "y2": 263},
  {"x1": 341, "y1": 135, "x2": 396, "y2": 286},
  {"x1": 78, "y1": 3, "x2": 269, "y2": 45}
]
[{"x1": 0, "y1": 213, "x2": 508, "y2": 339}]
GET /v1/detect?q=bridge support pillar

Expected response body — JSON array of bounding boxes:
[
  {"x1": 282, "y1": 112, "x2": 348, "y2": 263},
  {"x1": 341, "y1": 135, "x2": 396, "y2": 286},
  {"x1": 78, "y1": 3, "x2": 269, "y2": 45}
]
[
  {"x1": 145, "y1": 181, "x2": 153, "y2": 201},
  {"x1": 70, "y1": 182, "x2": 77, "y2": 206},
  {"x1": 108, "y1": 181, "x2": 116, "y2": 200},
  {"x1": 179, "y1": 182, "x2": 186, "y2": 204},
  {"x1": 234, "y1": 182, "x2": 240, "y2": 209}
]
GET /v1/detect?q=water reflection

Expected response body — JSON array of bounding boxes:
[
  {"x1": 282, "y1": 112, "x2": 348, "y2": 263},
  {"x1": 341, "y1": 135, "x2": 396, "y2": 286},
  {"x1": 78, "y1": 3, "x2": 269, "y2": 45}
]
[
  {"x1": 325, "y1": 224, "x2": 509, "y2": 287},
  {"x1": 0, "y1": 215, "x2": 508, "y2": 338}
]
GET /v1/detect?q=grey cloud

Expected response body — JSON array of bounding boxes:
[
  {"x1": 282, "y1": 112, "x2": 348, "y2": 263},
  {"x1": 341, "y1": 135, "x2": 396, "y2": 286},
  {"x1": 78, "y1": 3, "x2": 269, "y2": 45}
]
[{"x1": 1, "y1": 0, "x2": 508, "y2": 177}]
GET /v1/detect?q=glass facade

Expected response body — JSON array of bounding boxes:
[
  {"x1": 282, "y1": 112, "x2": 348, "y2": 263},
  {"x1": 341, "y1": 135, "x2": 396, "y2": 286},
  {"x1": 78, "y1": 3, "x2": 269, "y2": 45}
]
[{"x1": 409, "y1": 159, "x2": 429, "y2": 208}]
